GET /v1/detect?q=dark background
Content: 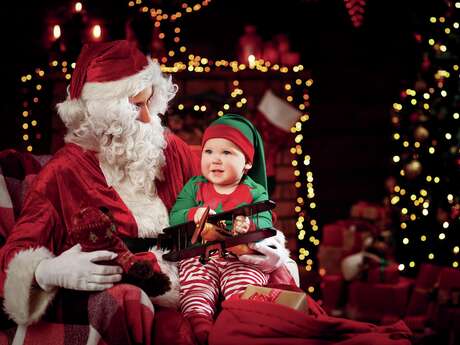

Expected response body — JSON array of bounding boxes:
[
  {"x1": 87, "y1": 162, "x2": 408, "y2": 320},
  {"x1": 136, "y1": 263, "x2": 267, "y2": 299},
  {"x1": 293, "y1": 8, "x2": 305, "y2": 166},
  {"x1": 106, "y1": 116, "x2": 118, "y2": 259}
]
[{"x1": 0, "y1": 0, "x2": 446, "y2": 225}]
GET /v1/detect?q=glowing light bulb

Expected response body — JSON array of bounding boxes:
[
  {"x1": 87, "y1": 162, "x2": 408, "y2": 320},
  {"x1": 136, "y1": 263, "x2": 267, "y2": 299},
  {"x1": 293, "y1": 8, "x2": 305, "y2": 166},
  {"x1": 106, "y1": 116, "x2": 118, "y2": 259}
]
[
  {"x1": 53, "y1": 25, "x2": 61, "y2": 39},
  {"x1": 92, "y1": 25, "x2": 102, "y2": 39}
]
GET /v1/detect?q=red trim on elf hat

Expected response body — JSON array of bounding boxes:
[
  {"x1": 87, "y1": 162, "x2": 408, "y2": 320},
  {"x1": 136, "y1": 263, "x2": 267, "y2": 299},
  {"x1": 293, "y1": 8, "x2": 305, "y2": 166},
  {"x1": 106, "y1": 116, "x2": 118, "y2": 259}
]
[
  {"x1": 69, "y1": 40, "x2": 149, "y2": 99},
  {"x1": 202, "y1": 124, "x2": 254, "y2": 162}
]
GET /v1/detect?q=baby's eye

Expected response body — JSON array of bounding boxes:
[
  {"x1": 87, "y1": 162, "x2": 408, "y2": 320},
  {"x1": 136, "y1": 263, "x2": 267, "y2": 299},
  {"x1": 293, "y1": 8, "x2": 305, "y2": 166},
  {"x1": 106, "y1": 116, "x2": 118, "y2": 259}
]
[
  {"x1": 204, "y1": 149, "x2": 212, "y2": 154},
  {"x1": 223, "y1": 150, "x2": 231, "y2": 155}
]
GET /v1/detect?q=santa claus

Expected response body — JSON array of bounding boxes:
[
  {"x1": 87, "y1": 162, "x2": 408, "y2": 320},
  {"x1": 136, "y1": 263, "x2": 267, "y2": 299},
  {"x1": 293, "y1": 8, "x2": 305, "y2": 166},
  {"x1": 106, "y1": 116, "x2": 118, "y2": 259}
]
[{"x1": 0, "y1": 40, "x2": 293, "y2": 344}]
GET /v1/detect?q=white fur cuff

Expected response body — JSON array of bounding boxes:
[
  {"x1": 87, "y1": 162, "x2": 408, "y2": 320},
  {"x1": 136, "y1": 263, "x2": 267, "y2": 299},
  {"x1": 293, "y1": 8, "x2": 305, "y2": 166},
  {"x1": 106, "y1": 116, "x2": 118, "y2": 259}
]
[
  {"x1": 148, "y1": 246, "x2": 180, "y2": 309},
  {"x1": 4, "y1": 247, "x2": 57, "y2": 325}
]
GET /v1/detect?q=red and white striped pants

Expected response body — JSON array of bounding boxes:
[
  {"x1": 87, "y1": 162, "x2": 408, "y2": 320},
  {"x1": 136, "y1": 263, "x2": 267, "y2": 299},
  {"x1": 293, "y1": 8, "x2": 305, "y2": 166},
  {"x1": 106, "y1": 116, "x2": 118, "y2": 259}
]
[{"x1": 179, "y1": 256, "x2": 269, "y2": 319}]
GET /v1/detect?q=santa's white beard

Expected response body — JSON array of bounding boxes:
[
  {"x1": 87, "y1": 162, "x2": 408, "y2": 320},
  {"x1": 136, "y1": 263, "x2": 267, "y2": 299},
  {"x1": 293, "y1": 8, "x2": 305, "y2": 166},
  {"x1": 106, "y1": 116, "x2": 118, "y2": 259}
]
[
  {"x1": 98, "y1": 117, "x2": 166, "y2": 197},
  {"x1": 64, "y1": 99, "x2": 171, "y2": 237},
  {"x1": 70, "y1": 97, "x2": 166, "y2": 197}
]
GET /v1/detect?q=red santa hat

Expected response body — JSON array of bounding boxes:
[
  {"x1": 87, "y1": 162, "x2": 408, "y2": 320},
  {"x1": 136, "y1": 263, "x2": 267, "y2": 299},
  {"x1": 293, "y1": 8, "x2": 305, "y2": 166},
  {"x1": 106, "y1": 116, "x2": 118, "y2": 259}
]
[{"x1": 57, "y1": 40, "x2": 173, "y2": 127}]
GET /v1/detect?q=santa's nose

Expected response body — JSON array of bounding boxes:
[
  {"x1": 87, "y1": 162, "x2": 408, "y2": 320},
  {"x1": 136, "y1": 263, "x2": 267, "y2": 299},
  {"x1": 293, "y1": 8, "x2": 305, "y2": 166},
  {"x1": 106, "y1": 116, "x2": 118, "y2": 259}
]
[{"x1": 137, "y1": 105, "x2": 151, "y2": 123}]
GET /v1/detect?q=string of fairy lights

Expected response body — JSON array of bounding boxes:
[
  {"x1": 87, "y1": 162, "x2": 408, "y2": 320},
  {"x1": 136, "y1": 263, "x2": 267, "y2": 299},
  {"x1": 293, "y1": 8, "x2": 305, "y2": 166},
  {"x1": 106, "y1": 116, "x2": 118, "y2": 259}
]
[
  {"x1": 129, "y1": 1, "x2": 321, "y2": 285},
  {"x1": 18, "y1": 0, "x2": 321, "y2": 290},
  {"x1": 389, "y1": 1, "x2": 459, "y2": 273}
]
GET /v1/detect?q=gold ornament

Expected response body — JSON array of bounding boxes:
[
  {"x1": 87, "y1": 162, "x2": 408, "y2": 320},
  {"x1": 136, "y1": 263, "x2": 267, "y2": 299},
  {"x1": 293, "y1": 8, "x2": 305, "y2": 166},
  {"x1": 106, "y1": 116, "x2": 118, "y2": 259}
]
[
  {"x1": 404, "y1": 160, "x2": 422, "y2": 179},
  {"x1": 414, "y1": 126, "x2": 429, "y2": 141}
]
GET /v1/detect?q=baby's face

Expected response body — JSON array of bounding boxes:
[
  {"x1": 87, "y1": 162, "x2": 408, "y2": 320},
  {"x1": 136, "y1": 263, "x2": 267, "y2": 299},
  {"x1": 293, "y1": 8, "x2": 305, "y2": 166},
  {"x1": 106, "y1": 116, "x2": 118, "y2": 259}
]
[{"x1": 201, "y1": 138, "x2": 252, "y2": 189}]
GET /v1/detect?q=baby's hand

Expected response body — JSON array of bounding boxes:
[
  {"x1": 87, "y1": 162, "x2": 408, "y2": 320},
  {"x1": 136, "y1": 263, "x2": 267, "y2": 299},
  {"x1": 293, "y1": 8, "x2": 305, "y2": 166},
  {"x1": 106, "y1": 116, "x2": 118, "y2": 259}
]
[
  {"x1": 193, "y1": 207, "x2": 216, "y2": 224},
  {"x1": 233, "y1": 215, "x2": 251, "y2": 234}
]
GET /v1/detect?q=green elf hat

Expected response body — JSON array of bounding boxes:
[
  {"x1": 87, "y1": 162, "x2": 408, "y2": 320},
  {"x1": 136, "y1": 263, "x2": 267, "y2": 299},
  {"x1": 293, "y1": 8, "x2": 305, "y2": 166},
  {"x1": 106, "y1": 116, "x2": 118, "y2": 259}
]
[{"x1": 202, "y1": 113, "x2": 267, "y2": 190}]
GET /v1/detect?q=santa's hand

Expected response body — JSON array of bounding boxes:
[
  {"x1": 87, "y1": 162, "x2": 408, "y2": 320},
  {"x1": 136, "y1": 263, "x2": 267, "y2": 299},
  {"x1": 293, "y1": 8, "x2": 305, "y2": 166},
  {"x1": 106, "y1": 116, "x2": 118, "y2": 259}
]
[
  {"x1": 193, "y1": 207, "x2": 216, "y2": 224},
  {"x1": 34, "y1": 244, "x2": 123, "y2": 292},
  {"x1": 233, "y1": 215, "x2": 250, "y2": 234},
  {"x1": 238, "y1": 234, "x2": 289, "y2": 273}
]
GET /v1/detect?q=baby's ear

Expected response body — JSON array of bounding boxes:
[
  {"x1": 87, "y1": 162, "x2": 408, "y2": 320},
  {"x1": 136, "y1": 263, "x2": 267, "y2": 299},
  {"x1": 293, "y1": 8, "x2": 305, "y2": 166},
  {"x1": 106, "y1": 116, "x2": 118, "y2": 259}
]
[{"x1": 244, "y1": 162, "x2": 253, "y2": 170}]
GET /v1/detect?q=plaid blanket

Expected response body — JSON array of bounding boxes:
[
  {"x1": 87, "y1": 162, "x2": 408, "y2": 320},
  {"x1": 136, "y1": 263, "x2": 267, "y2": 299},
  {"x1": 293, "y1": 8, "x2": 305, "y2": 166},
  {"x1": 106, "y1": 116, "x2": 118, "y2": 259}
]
[
  {"x1": 0, "y1": 285, "x2": 157, "y2": 345},
  {"x1": 0, "y1": 149, "x2": 51, "y2": 242}
]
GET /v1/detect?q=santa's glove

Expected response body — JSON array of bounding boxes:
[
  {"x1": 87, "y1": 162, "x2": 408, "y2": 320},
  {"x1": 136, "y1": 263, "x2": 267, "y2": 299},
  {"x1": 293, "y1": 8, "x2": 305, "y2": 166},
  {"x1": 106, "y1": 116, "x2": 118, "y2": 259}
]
[
  {"x1": 238, "y1": 232, "x2": 290, "y2": 273},
  {"x1": 34, "y1": 244, "x2": 123, "y2": 292}
]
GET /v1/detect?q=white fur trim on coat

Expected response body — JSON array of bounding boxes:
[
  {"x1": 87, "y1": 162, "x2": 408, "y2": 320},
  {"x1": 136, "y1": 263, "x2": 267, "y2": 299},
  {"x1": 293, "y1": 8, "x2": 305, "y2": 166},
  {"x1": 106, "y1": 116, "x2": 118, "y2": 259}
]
[
  {"x1": 108, "y1": 178, "x2": 170, "y2": 238},
  {"x1": 148, "y1": 246, "x2": 180, "y2": 309},
  {"x1": 4, "y1": 247, "x2": 57, "y2": 325}
]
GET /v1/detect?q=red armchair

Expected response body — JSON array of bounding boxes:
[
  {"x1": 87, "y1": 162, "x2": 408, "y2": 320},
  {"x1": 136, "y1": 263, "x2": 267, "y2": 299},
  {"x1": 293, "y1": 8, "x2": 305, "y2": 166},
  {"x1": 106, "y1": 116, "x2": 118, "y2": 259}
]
[{"x1": 0, "y1": 149, "x2": 195, "y2": 345}]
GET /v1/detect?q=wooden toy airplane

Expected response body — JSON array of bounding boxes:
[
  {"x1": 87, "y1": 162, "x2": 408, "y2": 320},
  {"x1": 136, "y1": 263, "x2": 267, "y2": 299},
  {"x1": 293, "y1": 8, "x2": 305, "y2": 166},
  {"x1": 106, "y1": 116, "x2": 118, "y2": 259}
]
[{"x1": 156, "y1": 200, "x2": 277, "y2": 264}]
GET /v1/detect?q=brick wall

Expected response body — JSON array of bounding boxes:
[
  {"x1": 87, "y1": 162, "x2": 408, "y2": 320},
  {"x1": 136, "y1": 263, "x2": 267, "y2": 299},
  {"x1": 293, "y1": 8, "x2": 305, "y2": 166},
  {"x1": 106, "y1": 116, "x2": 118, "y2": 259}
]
[{"x1": 271, "y1": 146, "x2": 298, "y2": 254}]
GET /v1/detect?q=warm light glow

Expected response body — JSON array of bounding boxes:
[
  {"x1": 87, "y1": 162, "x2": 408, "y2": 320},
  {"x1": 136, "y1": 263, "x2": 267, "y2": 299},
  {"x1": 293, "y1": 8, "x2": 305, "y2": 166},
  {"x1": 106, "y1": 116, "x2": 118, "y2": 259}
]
[
  {"x1": 247, "y1": 55, "x2": 256, "y2": 68},
  {"x1": 92, "y1": 25, "x2": 102, "y2": 39},
  {"x1": 53, "y1": 25, "x2": 61, "y2": 39},
  {"x1": 75, "y1": 2, "x2": 82, "y2": 12}
]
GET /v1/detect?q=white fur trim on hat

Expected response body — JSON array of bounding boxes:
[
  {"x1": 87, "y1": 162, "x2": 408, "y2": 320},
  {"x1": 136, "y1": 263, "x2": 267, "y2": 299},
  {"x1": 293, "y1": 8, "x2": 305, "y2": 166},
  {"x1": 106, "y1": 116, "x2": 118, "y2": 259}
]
[
  {"x1": 56, "y1": 98, "x2": 87, "y2": 132},
  {"x1": 148, "y1": 246, "x2": 180, "y2": 309},
  {"x1": 57, "y1": 59, "x2": 176, "y2": 128},
  {"x1": 3, "y1": 247, "x2": 58, "y2": 325},
  {"x1": 81, "y1": 60, "x2": 163, "y2": 101},
  {"x1": 257, "y1": 89, "x2": 301, "y2": 132}
]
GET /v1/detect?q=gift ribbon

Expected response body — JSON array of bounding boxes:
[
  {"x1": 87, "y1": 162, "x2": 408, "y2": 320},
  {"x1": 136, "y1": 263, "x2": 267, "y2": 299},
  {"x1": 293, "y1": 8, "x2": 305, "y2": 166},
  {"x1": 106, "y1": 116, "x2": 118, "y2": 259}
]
[{"x1": 248, "y1": 289, "x2": 282, "y2": 302}]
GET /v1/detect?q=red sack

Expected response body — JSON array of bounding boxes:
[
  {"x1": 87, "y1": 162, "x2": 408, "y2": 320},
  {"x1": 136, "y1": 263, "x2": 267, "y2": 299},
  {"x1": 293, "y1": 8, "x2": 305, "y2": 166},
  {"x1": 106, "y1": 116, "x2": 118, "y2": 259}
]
[{"x1": 209, "y1": 297, "x2": 411, "y2": 345}]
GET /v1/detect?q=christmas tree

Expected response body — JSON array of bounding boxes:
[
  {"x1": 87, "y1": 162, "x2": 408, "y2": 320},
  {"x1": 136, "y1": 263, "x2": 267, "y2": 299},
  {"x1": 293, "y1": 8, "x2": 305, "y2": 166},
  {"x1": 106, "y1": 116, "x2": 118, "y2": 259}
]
[{"x1": 389, "y1": 1, "x2": 459, "y2": 274}]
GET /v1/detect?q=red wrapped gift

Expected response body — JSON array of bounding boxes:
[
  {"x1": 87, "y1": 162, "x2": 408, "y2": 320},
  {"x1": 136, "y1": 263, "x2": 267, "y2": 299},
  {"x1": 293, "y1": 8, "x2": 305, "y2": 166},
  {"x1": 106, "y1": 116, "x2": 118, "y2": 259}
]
[
  {"x1": 317, "y1": 245, "x2": 345, "y2": 275},
  {"x1": 350, "y1": 201, "x2": 390, "y2": 227},
  {"x1": 346, "y1": 278, "x2": 412, "y2": 322},
  {"x1": 320, "y1": 274, "x2": 344, "y2": 312},
  {"x1": 367, "y1": 262, "x2": 400, "y2": 284},
  {"x1": 241, "y1": 285, "x2": 308, "y2": 312},
  {"x1": 322, "y1": 220, "x2": 374, "y2": 255},
  {"x1": 321, "y1": 223, "x2": 345, "y2": 247}
]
